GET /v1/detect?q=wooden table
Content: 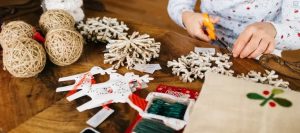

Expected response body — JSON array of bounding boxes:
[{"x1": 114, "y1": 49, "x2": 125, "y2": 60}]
[{"x1": 1, "y1": 1, "x2": 299, "y2": 133}]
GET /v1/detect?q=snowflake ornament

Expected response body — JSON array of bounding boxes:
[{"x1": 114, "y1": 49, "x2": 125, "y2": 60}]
[
  {"x1": 237, "y1": 70, "x2": 289, "y2": 88},
  {"x1": 56, "y1": 66, "x2": 153, "y2": 112},
  {"x1": 77, "y1": 17, "x2": 129, "y2": 43},
  {"x1": 167, "y1": 51, "x2": 234, "y2": 82},
  {"x1": 104, "y1": 32, "x2": 161, "y2": 69}
]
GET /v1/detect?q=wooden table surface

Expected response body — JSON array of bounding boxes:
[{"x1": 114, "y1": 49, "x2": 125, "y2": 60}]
[{"x1": 1, "y1": 1, "x2": 300, "y2": 133}]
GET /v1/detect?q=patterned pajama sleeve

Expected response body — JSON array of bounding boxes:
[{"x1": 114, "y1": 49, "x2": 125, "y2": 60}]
[
  {"x1": 167, "y1": 0, "x2": 197, "y2": 28},
  {"x1": 270, "y1": 0, "x2": 300, "y2": 50}
]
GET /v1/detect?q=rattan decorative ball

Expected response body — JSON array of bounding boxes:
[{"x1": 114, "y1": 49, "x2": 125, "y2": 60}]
[
  {"x1": 39, "y1": 9, "x2": 75, "y2": 33},
  {"x1": 0, "y1": 21, "x2": 35, "y2": 49},
  {"x1": 3, "y1": 38, "x2": 46, "y2": 78},
  {"x1": 45, "y1": 29, "x2": 83, "y2": 66}
]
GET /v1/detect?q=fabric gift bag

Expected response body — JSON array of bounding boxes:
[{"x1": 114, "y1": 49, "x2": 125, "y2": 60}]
[{"x1": 184, "y1": 72, "x2": 300, "y2": 133}]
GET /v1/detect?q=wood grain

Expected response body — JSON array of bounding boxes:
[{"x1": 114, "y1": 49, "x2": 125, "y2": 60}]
[
  {"x1": 0, "y1": 0, "x2": 299, "y2": 133},
  {"x1": 8, "y1": 18, "x2": 300, "y2": 132}
]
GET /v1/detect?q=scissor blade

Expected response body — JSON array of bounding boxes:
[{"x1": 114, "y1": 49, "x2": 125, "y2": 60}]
[{"x1": 217, "y1": 38, "x2": 232, "y2": 53}]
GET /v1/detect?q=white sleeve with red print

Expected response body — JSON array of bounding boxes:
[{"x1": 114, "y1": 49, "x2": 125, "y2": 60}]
[
  {"x1": 271, "y1": 0, "x2": 300, "y2": 50},
  {"x1": 167, "y1": 0, "x2": 197, "y2": 28}
]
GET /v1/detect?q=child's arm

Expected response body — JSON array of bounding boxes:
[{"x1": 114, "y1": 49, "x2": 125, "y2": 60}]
[
  {"x1": 233, "y1": 1, "x2": 300, "y2": 58},
  {"x1": 270, "y1": 1, "x2": 300, "y2": 50},
  {"x1": 167, "y1": 0, "x2": 197, "y2": 28}
]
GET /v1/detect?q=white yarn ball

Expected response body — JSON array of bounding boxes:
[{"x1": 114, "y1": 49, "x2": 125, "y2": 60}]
[
  {"x1": 67, "y1": 8, "x2": 85, "y2": 22},
  {"x1": 44, "y1": 0, "x2": 83, "y2": 11},
  {"x1": 43, "y1": 0, "x2": 85, "y2": 22}
]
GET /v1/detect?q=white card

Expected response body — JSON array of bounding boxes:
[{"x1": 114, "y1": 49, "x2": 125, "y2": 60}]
[
  {"x1": 133, "y1": 64, "x2": 162, "y2": 74},
  {"x1": 194, "y1": 47, "x2": 216, "y2": 54},
  {"x1": 86, "y1": 107, "x2": 114, "y2": 128}
]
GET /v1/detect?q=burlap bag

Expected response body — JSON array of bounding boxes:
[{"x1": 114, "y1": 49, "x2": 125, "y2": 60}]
[{"x1": 184, "y1": 72, "x2": 300, "y2": 133}]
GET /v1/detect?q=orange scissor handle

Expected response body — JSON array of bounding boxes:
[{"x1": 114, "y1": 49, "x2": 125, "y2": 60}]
[{"x1": 202, "y1": 13, "x2": 216, "y2": 40}]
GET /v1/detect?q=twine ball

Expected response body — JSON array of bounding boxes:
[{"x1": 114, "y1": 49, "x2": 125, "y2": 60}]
[
  {"x1": 3, "y1": 38, "x2": 46, "y2": 78},
  {"x1": 39, "y1": 9, "x2": 75, "y2": 33},
  {"x1": 0, "y1": 21, "x2": 35, "y2": 49},
  {"x1": 45, "y1": 29, "x2": 83, "y2": 66}
]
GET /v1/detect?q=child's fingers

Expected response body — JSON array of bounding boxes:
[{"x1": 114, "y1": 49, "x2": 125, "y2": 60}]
[
  {"x1": 264, "y1": 41, "x2": 275, "y2": 54},
  {"x1": 249, "y1": 39, "x2": 269, "y2": 58},
  {"x1": 239, "y1": 35, "x2": 261, "y2": 58},
  {"x1": 210, "y1": 17, "x2": 220, "y2": 23},
  {"x1": 194, "y1": 29, "x2": 211, "y2": 42},
  {"x1": 232, "y1": 30, "x2": 253, "y2": 57}
]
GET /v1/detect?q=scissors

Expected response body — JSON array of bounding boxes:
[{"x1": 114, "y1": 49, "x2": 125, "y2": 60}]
[{"x1": 202, "y1": 13, "x2": 232, "y2": 53}]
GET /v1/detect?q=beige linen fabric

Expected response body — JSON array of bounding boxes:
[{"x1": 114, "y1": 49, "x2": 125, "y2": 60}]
[{"x1": 184, "y1": 72, "x2": 300, "y2": 133}]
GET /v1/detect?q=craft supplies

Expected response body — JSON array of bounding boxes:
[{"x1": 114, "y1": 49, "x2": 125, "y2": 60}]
[
  {"x1": 77, "y1": 17, "x2": 129, "y2": 43},
  {"x1": 147, "y1": 99, "x2": 187, "y2": 120},
  {"x1": 156, "y1": 84, "x2": 199, "y2": 100},
  {"x1": 3, "y1": 37, "x2": 46, "y2": 78},
  {"x1": 133, "y1": 119, "x2": 175, "y2": 133},
  {"x1": 44, "y1": 29, "x2": 83, "y2": 66},
  {"x1": 237, "y1": 70, "x2": 289, "y2": 88},
  {"x1": 259, "y1": 54, "x2": 300, "y2": 80},
  {"x1": 78, "y1": 16, "x2": 161, "y2": 70},
  {"x1": 194, "y1": 47, "x2": 215, "y2": 54},
  {"x1": 126, "y1": 84, "x2": 198, "y2": 133},
  {"x1": 80, "y1": 127, "x2": 100, "y2": 133},
  {"x1": 104, "y1": 32, "x2": 161, "y2": 69},
  {"x1": 40, "y1": 9, "x2": 84, "y2": 66},
  {"x1": 140, "y1": 92, "x2": 195, "y2": 131},
  {"x1": 167, "y1": 51, "x2": 233, "y2": 82},
  {"x1": 168, "y1": 50, "x2": 290, "y2": 88},
  {"x1": 42, "y1": 0, "x2": 84, "y2": 22},
  {"x1": 133, "y1": 64, "x2": 162, "y2": 74},
  {"x1": 39, "y1": 10, "x2": 75, "y2": 33},
  {"x1": 0, "y1": 21, "x2": 35, "y2": 49},
  {"x1": 56, "y1": 66, "x2": 153, "y2": 126},
  {"x1": 86, "y1": 107, "x2": 114, "y2": 128},
  {"x1": 0, "y1": 21, "x2": 47, "y2": 78},
  {"x1": 184, "y1": 72, "x2": 300, "y2": 133}
]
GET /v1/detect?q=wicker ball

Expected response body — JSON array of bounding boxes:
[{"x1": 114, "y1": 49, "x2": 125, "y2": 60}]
[
  {"x1": 0, "y1": 21, "x2": 35, "y2": 49},
  {"x1": 45, "y1": 29, "x2": 83, "y2": 66},
  {"x1": 3, "y1": 38, "x2": 46, "y2": 78},
  {"x1": 39, "y1": 9, "x2": 75, "y2": 33}
]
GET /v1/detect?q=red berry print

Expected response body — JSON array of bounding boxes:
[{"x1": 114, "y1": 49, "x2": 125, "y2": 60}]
[
  {"x1": 263, "y1": 90, "x2": 269, "y2": 95},
  {"x1": 269, "y1": 102, "x2": 276, "y2": 107},
  {"x1": 246, "y1": 7, "x2": 250, "y2": 10},
  {"x1": 295, "y1": 10, "x2": 299, "y2": 13},
  {"x1": 298, "y1": 33, "x2": 300, "y2": 37},
  {"x1": 281, "y1": 35, "x2": 284, "y2": 39}
]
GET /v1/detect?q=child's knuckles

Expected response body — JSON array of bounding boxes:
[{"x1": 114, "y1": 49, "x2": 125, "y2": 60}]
[{"x1": 246, "y1": 25, "x2": 258, "y2": 33}]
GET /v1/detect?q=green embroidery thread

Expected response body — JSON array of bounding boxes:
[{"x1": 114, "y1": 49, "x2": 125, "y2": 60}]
[{"x1": 247, "y1": 88, "x2": 292, "y2": 108}]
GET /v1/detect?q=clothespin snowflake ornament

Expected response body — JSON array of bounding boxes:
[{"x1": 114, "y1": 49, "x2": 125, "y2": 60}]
[
  {"x1": 104, "y1": 32, "x2": 161, "y2": 69},
  {"x1": 167, "y1": 51, "x2": 234, "y2": 82},
  {"x1": 56, "y1": 66, "x2": 153, "y2": 112},
  {"x1": 77, "y1": 17, "x2": 129, "y2": 43},
  {"x1": 237, "y1": 70, "x2": 289, "y2": 88}
]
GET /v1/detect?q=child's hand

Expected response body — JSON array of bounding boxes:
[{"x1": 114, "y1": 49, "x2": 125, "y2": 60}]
[
  {"x1": 232, "y1": 22, "x2": 277, "y2": 58},
  {"x1": 182, "y1": 11, "x2": 219, "y2": 42}
]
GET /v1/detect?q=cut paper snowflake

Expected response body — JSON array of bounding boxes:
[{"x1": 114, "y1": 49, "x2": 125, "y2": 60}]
[
  {"x1": 167, "y1": 51, "x2": 234, "y2": 82},
  {"x1": 104, "y1": 32, "x2": 161, "y2": 69},
  {"x1": 56, "y1": 66, "x2": 153, "y2": 112},
  {"x1": 77, "y1": 17, "x2": 129, "y2": 42},
  {"x1": 237, "y1": 70, "x2": 289, "y2": 88}
]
